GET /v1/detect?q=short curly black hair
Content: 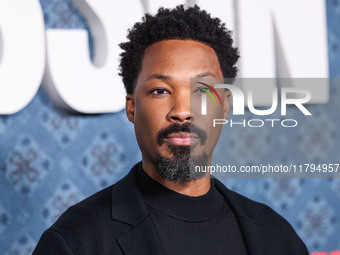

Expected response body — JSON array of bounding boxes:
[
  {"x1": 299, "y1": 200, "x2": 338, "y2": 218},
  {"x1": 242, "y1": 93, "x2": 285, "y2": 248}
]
[{"x1": 119, "y1": 5, "x2": 239, "y2": 94}]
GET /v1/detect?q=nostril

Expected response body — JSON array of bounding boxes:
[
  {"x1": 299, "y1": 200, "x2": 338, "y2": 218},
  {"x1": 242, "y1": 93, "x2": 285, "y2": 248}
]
[
  {"x1": 171, "y1": 116, "x2": 180, "y2": 120},
  {"x1": 170, "y1": 115, "x2": 192, "y2": 122}
]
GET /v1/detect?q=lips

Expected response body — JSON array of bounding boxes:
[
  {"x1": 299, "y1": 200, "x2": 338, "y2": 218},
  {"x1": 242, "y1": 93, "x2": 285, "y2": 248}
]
[
  {"x1": 165, "y1": 132, "x2": 199, "y2": 146},
  {"x1": 157, "y1": 123, "x2": 207, "y2": 146}
]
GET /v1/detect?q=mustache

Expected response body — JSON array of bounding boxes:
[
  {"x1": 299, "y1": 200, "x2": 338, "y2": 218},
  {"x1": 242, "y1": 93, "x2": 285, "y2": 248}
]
[{"x1": 157, "y1": 122, "x2": 207, "y2": 146}]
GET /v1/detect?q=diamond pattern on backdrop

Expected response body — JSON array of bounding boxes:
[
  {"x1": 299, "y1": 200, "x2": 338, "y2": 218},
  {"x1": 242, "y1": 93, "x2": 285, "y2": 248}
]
[
  {"x1": 4, "y1": 136, "x2": 52, "y2": 196},
  {"x1": 81, "y1": 131, "x2": 124, "y2": 189},
  {"x1": 41, "y1": 179, "x2": 84, "y2": 227}
]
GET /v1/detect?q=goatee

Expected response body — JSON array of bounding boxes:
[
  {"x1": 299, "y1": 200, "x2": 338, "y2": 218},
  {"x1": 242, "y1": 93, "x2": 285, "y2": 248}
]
[{"x1": 154, "y1": 123, "x2": 208, "y2": 183}]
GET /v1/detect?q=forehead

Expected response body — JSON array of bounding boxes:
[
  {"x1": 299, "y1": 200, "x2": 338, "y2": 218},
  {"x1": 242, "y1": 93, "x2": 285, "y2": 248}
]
[{"x1": 139, "y1": 39, "x2": 223, "y2": 80}]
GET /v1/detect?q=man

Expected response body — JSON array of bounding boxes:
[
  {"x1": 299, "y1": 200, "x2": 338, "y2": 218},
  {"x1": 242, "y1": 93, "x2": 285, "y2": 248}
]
[{"x1": 34, "y1": 5, "x2": 308, "y2": 254}]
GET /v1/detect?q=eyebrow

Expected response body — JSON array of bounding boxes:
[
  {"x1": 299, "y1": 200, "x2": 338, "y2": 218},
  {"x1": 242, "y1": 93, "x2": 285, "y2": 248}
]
[
  {"x1": 194, "y1": 72, "x2": 217, "y2": 79},
  {"x1": 145, "y1": 72, "x2": 217, "y2": 81},
  {"x1": 146, "y1": 74, "x2": 171, "y2": 81}
]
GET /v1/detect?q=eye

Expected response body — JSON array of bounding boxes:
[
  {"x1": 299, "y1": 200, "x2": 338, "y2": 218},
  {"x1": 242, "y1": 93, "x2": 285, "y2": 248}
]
[
  {"x1": 150, "y1": 88, "x2": 169, "y2": 95},
  {"x1": 196, "y1": 87, "x2": 212, "y2": 93}
]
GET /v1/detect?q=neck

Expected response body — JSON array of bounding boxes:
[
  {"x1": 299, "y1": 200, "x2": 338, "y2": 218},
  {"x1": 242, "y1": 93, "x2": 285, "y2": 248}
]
[{"x1": 141, "y1": 160, "x2": 211, "y2": 197}]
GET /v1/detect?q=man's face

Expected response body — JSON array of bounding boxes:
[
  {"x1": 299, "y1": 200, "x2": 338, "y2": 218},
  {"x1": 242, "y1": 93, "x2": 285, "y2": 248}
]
[{"x1": 126, "y1": 39, "x2": 230, "y2": 181}]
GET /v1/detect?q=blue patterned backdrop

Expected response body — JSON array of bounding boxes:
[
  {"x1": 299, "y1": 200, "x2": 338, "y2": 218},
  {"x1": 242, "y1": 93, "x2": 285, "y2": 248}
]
[{"x1": 0, "y1": 0, "x2": 340, "y2": 253}]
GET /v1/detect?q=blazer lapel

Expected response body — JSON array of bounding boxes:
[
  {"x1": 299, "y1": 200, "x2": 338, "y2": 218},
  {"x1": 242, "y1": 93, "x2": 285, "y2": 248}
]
[
  {"x1": 238, "y1": 217, "x2": 280, "y2": 255},
  {"x1": 111, "y1": 163, "x2": 164, "y2": 255},
  {"x1": 116, "y1": 216, "x2": 164, "y2": 255},
  {"x1": 215, "y1": 179, "x2": 281, "y2": 255},
  {"x1": 112, "y1": 164, "x2": 281, "y2": 255}
]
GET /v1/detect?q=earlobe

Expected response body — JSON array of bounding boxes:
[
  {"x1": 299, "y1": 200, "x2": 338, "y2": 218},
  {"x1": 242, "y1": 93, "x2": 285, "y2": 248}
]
[
  {"x1": 223, "y1": 90, "x2": 231, "y2": 119},
  {"x1": 126, "y1": 94, "x2": 135, "y2": 124}
]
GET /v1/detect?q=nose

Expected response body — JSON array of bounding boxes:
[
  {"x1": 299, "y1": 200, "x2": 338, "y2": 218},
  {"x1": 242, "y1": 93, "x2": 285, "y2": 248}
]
[{"x1": 167, "y1": 90, "x2": 192, "y2": 123}]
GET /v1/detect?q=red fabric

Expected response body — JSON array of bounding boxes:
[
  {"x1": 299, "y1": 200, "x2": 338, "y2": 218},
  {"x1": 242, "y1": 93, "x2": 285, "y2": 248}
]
[{"x1": 310, "y1": 252, "x2": 340, "y2": 255}]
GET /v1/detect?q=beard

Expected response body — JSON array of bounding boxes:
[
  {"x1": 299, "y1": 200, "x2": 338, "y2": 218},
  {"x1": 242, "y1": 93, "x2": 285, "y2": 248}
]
[{"x1": 154, "y1": 123, "x2": 209, "y2": 183}]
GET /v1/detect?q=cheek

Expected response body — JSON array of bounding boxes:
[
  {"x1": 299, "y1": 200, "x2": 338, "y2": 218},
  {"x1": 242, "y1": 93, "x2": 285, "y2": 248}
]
[
  {"x1": 195, "y1": 106, "x2": 224, "y2": 129},
  {"x1": 207, "y1": 124, "x2": 222, "y2": 145},
  {"x1": 134, "y1": 116, "x2": 158, "y2": 157},
  {"x1": 195, "y1": 109, "x2": 223, "y2": 154},
  {"x1": 134, "y1": 99, "x2": 155, "y2": 125},
  {"x1": 134, "y1": 101, "x2": 168, "y2": 141},
  {"x1": 133, "y1": 102, "x2": 155, "y2": 148},
  {"x1": 134, "y1": 112, "x2": 154, "y2": 140}
]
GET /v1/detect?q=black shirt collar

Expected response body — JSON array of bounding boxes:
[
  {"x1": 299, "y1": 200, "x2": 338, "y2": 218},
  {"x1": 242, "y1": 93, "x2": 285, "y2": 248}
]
[{"x1": 137, "y1": 163, "x2": 225, "y2": 221}]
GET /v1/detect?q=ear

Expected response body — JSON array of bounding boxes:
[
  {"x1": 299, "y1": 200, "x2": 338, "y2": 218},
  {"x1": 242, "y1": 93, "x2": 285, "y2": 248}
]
[
  {"x1": 126, "y1": 94, "x2": 135, "y2": 124},
  {"x1": 223, "y1": 90, "x2": 231, "y2": 119}
]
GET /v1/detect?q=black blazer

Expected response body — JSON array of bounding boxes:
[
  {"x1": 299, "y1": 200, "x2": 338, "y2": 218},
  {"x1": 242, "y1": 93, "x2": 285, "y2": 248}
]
[{"x1": 33, "y1": 162, "x2": 309, "y2": 255}]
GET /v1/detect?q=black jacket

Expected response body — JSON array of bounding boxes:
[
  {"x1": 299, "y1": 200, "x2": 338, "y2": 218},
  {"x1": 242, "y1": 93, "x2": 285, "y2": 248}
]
[{"x1": 33, "y1": 162, "x2": 309, "y2": 255}]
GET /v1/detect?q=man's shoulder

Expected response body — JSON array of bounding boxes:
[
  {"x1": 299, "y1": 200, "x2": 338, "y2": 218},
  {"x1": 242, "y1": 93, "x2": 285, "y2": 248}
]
[
  {"x1": 48, "y1": 163, "x2": 141, "y2": 236},
  {"x1": 215, "y1": 179, "x2": 308, "y2": 252},
  {"x1": 50, "y1": 184, "x2": 115, "y2": 234},
  {"x1": 224, "y1": 185, "x2": 284, "y2": 221},
  {"x1": 34, "y1": 181, "x2": 129, "y2": 254},
  {"x1": 215, "y1": 178, "x2": 286, "y2": 222},
  {"x1": 226, "y1": 185, "x2": 292, "y2": 226},
  {"x1": 33, "y1": 165, "x2": 140, "y2": 254}
]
